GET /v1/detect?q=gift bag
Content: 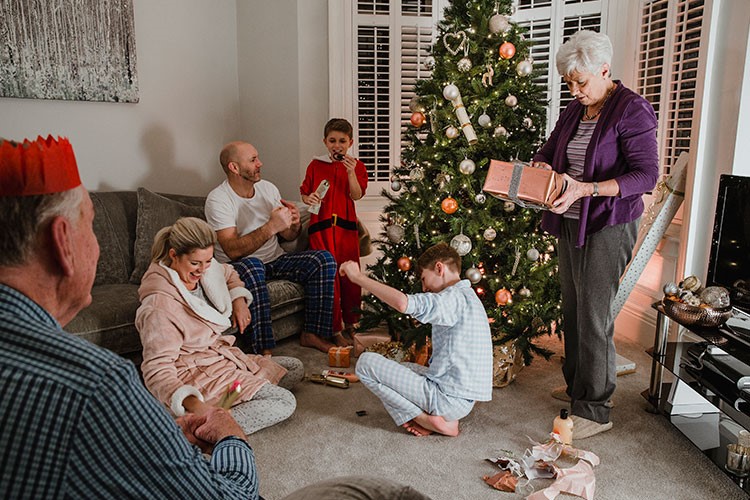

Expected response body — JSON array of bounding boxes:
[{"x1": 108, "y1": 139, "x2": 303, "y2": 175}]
[
  {"x1": 328, "y1": 346, "x2": 352, "y2": 368},
  {"x1": 352, "y1": 331, "x2": 391, "y2": 357},
  {"x1": 493, "y1": 340, "x2": 525, "y2": 388}
]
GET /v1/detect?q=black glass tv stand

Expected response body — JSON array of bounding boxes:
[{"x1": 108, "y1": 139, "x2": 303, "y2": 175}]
[{"x1": 646, "y1": 302, "x2": 750, "y2": 494}]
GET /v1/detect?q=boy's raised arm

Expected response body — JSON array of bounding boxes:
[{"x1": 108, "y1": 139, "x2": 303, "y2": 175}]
[{"x1": 340, "y1": 261, "x2": 408, "y2": 313}]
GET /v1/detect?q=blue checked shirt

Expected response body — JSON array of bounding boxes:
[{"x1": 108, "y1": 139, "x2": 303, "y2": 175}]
[
  {"x1": 0, "y1": 284, "x2": 259, "y2": 499},
  {"x1": 405, "y1": 280, "x2": 493, "y2": 401}
]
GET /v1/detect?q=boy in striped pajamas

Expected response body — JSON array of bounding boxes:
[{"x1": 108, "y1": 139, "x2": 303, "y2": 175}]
[{"x1": 340, "y1": 243, "x2": 493, "y2": 437}]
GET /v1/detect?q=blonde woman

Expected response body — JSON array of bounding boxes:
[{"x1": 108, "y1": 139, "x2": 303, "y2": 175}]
[{"x1": 136, "y1": 217, "x2": 303, "y2": 434}]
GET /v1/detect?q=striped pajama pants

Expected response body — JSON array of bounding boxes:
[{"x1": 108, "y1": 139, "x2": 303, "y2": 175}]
[
  {"x1": 232, "y1": 250, "x2": 336, "y2": 353},
  {"x1": 355, "y1": 352, "x2": 475, "y2": 426}
]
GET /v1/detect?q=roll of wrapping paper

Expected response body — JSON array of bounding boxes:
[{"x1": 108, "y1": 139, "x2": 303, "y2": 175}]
[
  {"x1": 218, "y1": 380, "x2": 242, "y2": 409},
  {"x1": 449, "y1": 93, "x2": 478, "y2": 145}
]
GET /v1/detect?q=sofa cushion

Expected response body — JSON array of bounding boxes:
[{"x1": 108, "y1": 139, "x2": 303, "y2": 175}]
[
  {"x1": 130, "y1": 188, "x2": 205, "y2": 284},
  {"x1": 90, "y1": 192, "x2": 134, "y2": 286}
]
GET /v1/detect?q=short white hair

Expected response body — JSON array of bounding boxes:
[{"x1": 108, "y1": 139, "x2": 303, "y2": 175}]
[{"x1": 556, "y1": 30, "x2": 613, "y2": 77}]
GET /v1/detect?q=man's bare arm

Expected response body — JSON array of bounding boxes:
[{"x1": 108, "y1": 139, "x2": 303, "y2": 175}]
[{"x1": 216, "y1": 225, "x2": 275, "y2": 261}]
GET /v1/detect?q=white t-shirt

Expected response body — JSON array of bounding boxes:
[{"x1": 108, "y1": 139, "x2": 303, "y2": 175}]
[{"x1": 205, "y1": 180, "x2": 286, "y2": 264}]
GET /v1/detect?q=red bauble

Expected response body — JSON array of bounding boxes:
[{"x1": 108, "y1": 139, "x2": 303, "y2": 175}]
[
  {"x1": 397, "y1": 256, "x2": 412, "y2": 271},
  {"x1": 499, "y1": 41, "x2": 516, "y2": 60},
  {"x1": 441, "y1": 197, "x2": 458, "y2": 214},
  {"x1": 410, "y1": 112, "x2": 426, "y2": 127},
  {"x1": 495, "y1": 288, "x2": 513, "y2": 306}
]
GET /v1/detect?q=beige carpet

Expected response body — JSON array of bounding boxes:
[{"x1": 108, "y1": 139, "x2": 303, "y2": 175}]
[{"x1": 249, "y1": 333, "x2": 746, "y2": 500}]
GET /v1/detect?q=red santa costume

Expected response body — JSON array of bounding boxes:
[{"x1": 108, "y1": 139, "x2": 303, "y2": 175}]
[{"x1": 301, "y1": 154, "x2": 368, "y2": 331}]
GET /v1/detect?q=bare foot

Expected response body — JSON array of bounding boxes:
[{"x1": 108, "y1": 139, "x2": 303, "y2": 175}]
[
  {"x1": 402, "y1": 421, "x2": 433, "y2": 437},
  {"x1": 412, "y1": 413, "x2": 459, "y2": 437},
  {"x1": 332, "y1": 333, "x2": 353, "y2": 347},
  {"x1": 261, "y1": 349, "x2": 273, "y2": 357},
  {"x1": 300, "y1": 332, "x2": 335, "y2": 353}
]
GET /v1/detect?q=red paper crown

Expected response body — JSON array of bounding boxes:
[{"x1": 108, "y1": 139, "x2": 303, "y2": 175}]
[{"x1": 0, "y1": 135, "x2": 82, "y2": 196}]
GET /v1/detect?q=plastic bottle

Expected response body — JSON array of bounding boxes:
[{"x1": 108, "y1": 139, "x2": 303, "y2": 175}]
[{"x1": 553, "y1": 408, "x2": 573, "y2": 444}]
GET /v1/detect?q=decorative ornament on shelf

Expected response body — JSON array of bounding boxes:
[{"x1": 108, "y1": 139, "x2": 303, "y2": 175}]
[
  {"x1": 441, "y1": 197, "x2": 458, "y2": 214},
  {"x1": 516, "y1": 59, "x2": 533, "y2": 77},
  {"x1": 410, "y1": 112, "x2": 426, "y2": 127},
  {"x1": 526, "y1": 248, "x2": 540, "y2": 261},
  {"x1": 423, "y1": 55, "x2": 436, "y2": 70},
  {"x1": 519, "y1": 287, "x2": 531, "y2": 298},
  {"x1": 459, "y1": 158, "x2": 476, "y2": 175},
  {"x1": 386, "y1": 224, "x2": 405, "y2": 244},
  {"x1": 445, "y1": 125, "x2": 459, "y2": 140},
  {"x1": 409, "y1": 167, "x2": 425, "y2": 181},
  {"x1": 465, "y1": 266, "x2": 482, "y2": 284},
  {"x1": 493, "y1": 125, "x2": 508, "y2": 138},
  {"x1": 499, "y1": 41, "x2": 516, "y2": 60},
  {"x1": 475, "y1": 193, "x2": 487, "y2": 204},
  {"x1": 504, "y1": 94, "x2": 518, "y2": 107},
  {"x1": 483, "y1": 228, "x2": 497, "y2": 241},
  {"x1": 503, "y1": 201, "x2": 515, "y2": 212},
  {"x1": 397, "y1": 256, "x2": 412, "y2": 271},
  {"x1": 450, "y1": 233, "x2": 472, "y2": 256},
  {"x1": 481, "y1": 63, "x2": 495, "y2": 87},
  {"x1": 443, "y1": 30, "x2": 468, "y2": 56},
  {"x1": 390, "y1": 179, "x2": 402, "y2": 192},
  {"x1": 489, "y1": 14, "x2": 511, "y2": 35},
  {"x1": 495, "y1": 288, "x2": 513, "y2": 306},
  {"x1": 478, "y1": 113, "x2": 492, "y2": 128}
]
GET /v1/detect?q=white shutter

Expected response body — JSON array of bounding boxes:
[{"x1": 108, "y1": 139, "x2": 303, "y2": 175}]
[
  {"x1": 401, "y1": 0, "x2": 432, "y2": 16},
  {"x1": 400, "y1": 25, "x2": 433, "y2": 151},
  {"x1": 558, "y1": 13, "x2": 602, "y2": 111},
  {"x1": 358, "y1": 0, "x2": 390, "y2": 15}
]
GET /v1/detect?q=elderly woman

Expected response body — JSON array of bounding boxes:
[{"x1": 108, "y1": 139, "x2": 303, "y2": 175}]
[
  {"x1": 136, "y1": 217, "x2": 304, "y2": 434},
  {"x1": 532, "y1": 30, "x2": 659, "y2": 439}
]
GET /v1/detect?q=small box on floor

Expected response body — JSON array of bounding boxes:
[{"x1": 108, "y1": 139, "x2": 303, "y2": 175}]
[
  {"x1": 352, "y1": 331, "x2": 391, "y2": 357},
  {"x1": 328, "y1": 346, "x2": 352, "y2": 368},
  {"x1": 482, "y1": 160, "x2": 566, "y2": 210}
]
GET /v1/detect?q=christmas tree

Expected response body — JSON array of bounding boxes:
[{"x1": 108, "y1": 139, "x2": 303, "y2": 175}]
[{"x1": 358, "y1": 0, "x2": 563, "y2": 367}]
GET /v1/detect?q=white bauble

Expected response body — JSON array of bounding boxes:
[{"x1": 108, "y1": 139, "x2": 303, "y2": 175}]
[
  {"x1": 483, "y1": 228, "x2": 497, "y2": 241},
  {"x1": 519, "y1": 287, "x2": 531, "y2": 298},
  {"x1": 465, "y1": 267, "x2": 482, "y2": 284},
  {"x1": 516, "y1": 60, "x2": 533, "y2": 77},
  {"x1": 503, "y1": 201, "x2": 515, "y2": 212},
  {"x1": 457, "y1": 57, "x2": 473, "y2": 72},
  {"x1": 459, "y1": 158, "x2": 476, "y2": 175},
  {"x1": 526, "y1": 248, "x2": 540, "y2": 261},
  {"x1": 505, "y1": 95, "x2": 518, "y2": 107},
  {"x1": 493, "y1": 126, "x2": 508, "y2": 138},
  {"x1": 386, "y1": 224, "x2": 405, "y2": 244},
  {"x1": 475, "y1": 193, "x2": 487, "y2": 204},
  {"x1": 450, "y1": 234, "x2": 473, "y2": 256},
  {"x1": 443, "y1": 84, "x2": 460, "y2": 101},
  {"x1": 391, "y1": 180, "x2": 402, "y2": 192},
  {"x1": 478, "y1": 113, "x2": 492, "y2": 128},
  {"x1": 445, "y1": 126, "x2": 459, "y2": 139},
  {"x1": 424, "y1": 55, "x2": 436, "y2": 70},
  {"x1": 489, "y1": 14, "x2": 511, "y2": 34},
  {"x1": 523, "y1": 117, "x2": 534, "y2": 129}
]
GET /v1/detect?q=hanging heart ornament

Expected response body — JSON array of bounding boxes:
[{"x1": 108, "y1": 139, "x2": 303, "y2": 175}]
[{"x1": 443, "y1": 31, "x2": 467, "y2": 56}]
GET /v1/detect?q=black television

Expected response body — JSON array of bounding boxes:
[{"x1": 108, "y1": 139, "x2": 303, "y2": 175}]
[{"x1": 707, "y1": 174, "x2": 750, "y2": 314}]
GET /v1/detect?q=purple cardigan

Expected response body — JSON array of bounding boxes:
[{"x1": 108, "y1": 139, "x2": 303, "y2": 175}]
[{"x1": 533, "y1": 81, "x2": 659, "y2": 247}]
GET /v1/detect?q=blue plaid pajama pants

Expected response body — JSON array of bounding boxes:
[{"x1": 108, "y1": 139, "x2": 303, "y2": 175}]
[
  {"x1": 355, "y1": 352, "x2": 475, "y2": 426},
  {"x1": 232, "y1": 250, "x2": 336, "y2": 353}
]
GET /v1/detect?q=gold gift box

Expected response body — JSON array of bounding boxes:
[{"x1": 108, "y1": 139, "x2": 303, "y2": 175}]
[{"x1": 482, "y1": 160, "x2": 566, "y2": 210}]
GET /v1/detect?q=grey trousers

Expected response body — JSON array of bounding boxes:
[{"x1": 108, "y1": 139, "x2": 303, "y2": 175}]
[
  {"x1": 231, "y1": 356, "x2": 304, "y2": 435},
  {"x1": 280, "y1": 476, "x2": 432, "y2": 500},
  {"x1": 558, "y1": 218, "x2": 638, "y2": 423}
]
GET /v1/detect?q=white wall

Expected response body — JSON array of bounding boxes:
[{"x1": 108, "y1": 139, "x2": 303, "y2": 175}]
[
  {"x1": 0, "y1": 0, "x2": 240, "y2": 197},
  {"x1": 236, "y1": 0, "x2": 329, "y2": 200}
]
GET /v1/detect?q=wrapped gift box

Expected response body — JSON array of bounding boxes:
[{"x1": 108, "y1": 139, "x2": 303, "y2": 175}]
[
  {"x1": 352, "y1": 331, "x2": 391, "y2": 357},
  {"x1": 483, "y1": 160, "x2": 566, "y2": 210},
  {"x1": 328, "y1": 346, "x2": 353, "y2": 368}
]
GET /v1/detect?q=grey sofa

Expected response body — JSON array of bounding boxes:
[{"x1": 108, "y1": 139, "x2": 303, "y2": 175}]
[{"x1": 66, "y1": 188, "x2": 363, "y2": 364}]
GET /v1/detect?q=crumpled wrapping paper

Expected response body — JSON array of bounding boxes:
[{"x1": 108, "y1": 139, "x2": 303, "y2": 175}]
[{"x1": 526, "y1": 460, "x2": 596, "y2": 500}]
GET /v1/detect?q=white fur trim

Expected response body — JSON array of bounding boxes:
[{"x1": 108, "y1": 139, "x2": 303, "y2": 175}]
[
  {"x1": 159, "y1": 261, "x2": 231, "y2": 327},
  {"x1": 229, "y1": 286, "x2": 253, "y2": 305},
  {"x1": 170, "y1": 385, "x2": 204, "y2": 417},
  {"x1": 314, "y1": 154, "x2": 334, "y2": 163}
]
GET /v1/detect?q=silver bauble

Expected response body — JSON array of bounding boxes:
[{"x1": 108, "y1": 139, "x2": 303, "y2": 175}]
[
  {"x1": 700, "y1": 286, "x2": 731, "y2": 308},
  {"x1": 457, "y1": 57, "x2": 473, "y2": 72},
  {"x1": 445, "y1": 126, "x2": 459, "y2": 139},
  {"x1": 443, "y1": 84, "x2": 460, "y2": 101},
  {"x1": 503, "y1": 201, "x2": 515, "y2": 212},
  {"x1": 459, "y1": 158, "x2": 476, "y2": 175},
  {"x1": 493, "y1": 126, "x2": 508, "y2": 138},
  {"x1": 450, "y1": 234, "x2": 473, "y2": 256},
  {"x1": 523, "y1": 117, "x2": 534, "y2": 129},
  {"x1": 516, "y1": 60, "x2": 533, "y2": 77},
  {"x1": 410, "y1": 167, "x2": 425, "y2": 181},
  {"x1": 483, "y1": 228, "x2": 497, "y2": 241},
  {"x1": 424, "y1": 55, "x2": 436, "y2": 70},
  {"x1": 386, "y1": 224, "x2": 405, "y2": 244},
  {"x1": 519, "y1": 287, "x2": 531, "y2": 298},
  {"x1": 390, "y1": 180, "x2": 402, "y2": 192},
  {"x1": 489, "y1": 14, "x2": 511, "y2": 34},
  {"x1": 478, "y1": 113, "x2": 492, "y2": 128},
  {"x1": 465, "y1": 267, "x2": 482, "y2": 284},
  {"x1": 505, "y1": 95, "x2": 518, "y2": 107},
  {"x1": 526, "y1": 248, "x2": 540, "y2": 261},
  {"x1": 663, "y1": 282, "x2": 679, "y2": 296},
  {"x1": 475, "y1": 193, "x2": 487, "y2": 204},
  {"x1": 409, "y1": 96, "x2": 426, "y2": 113}
]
